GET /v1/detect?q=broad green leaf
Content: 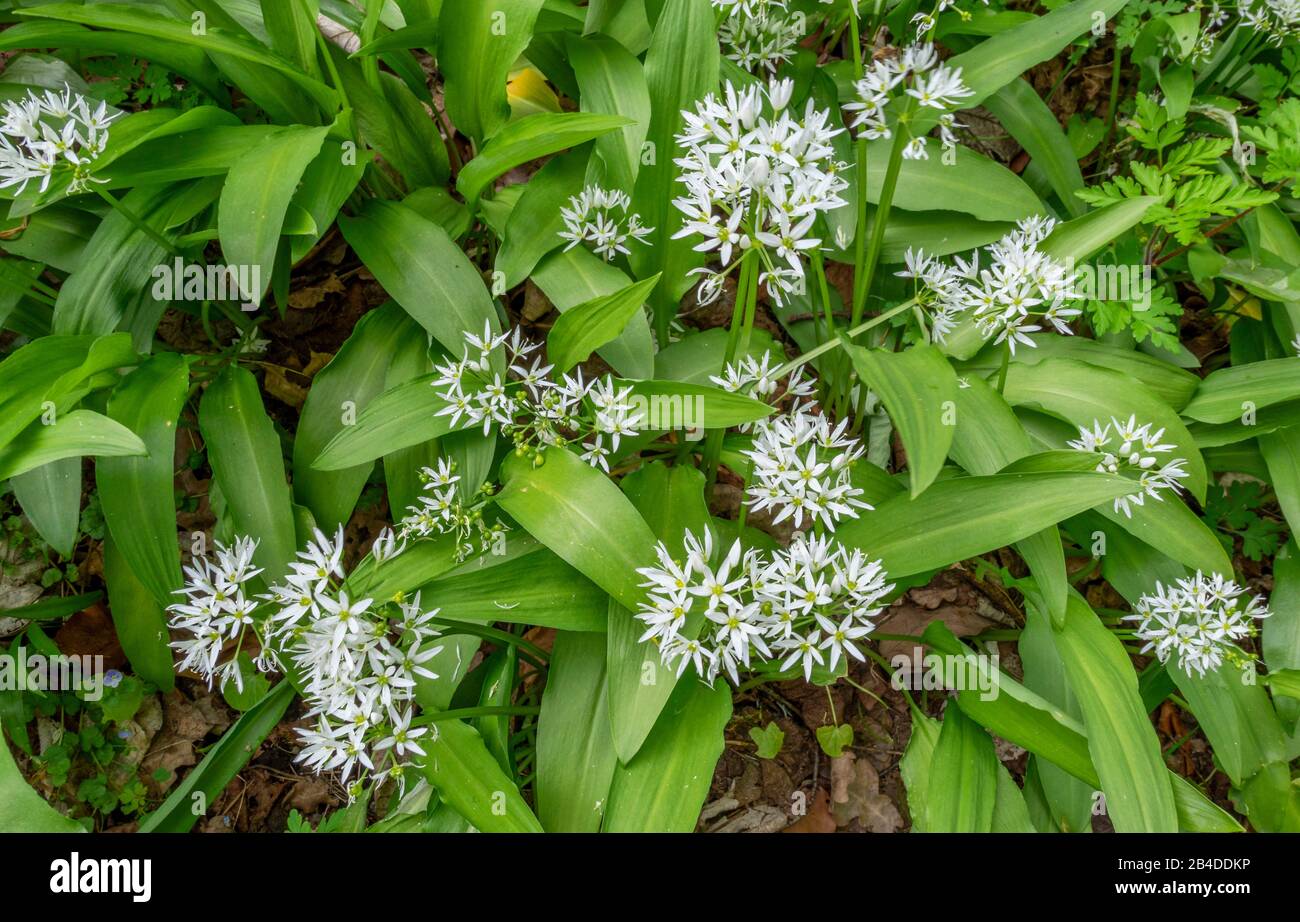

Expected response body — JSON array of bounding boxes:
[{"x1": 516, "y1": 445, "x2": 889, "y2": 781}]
[
  {"x1": 20, "y1": 4, "x2": 337, "y2": 113},
  {"x1": 415, "y1": 545, "x2": 608, "y2": 631},
  {"x1": 440, "y1": 0, "x2": 544, "y2": 141},
  {"x1": 313, "y1": 373, "x2": 454, "y2": 470},
  {"x1": 984, "y1": 78, "x2": 1085, "y2": 218},
  {"x1": 531, "y1": 246, "x2": 656, "y2": 379},
  {"x1": 836, "y1": 471, "x2": 1134, "y2": 578},
  {"x1": 949, "y1": 375, "x2": 1068, "y2": 625},
  {"x1": 602, "y1": 677, "x2": 731, "y2": 831},
  {"x1": 844, "y1": 343, "x2": 958, "y2": 496},
  {"x1": 567, "y1": 33, "x2": 652, "y2": 192},
  {"x1": 218, "y1": 125, "x2": 330, "y2": 306},
  {"x1": 1001, "y1": 356, "x2": 1208, "y2": 501},
  {"x1": 926, "y1": 700, "x2": 997, "y2": 832},
  {"x1": 0, "y1": 410, "x2": 145, "y2": 482},
  {"x1": 456, "y1": 112, "x2": 631, "y2": 207},
  {"x1": 103, "y1": 532, "x2": 174, "y2": 690},
  {"x1": 1265, "y1": 541, "x2": 1300, "y2": 725},
  {"x1": 495, "y1": 146, "x2": 588, "y2": 289},
  {"x1": 198, "y1": 365, "x2": 296, "y2": 582},
  {"x1": 0, "y1": 333, "x2": 136, "y2": 450},
  {"x1": 535, "y1": 630, "x2": 618, "y2": 832},
  {"x1": 900, "y1": 709, "x2": 940, "y2": 831},
  {"x1": 1051, "y1": 593, "x2": 1178, "y2": 832},
  {"x1": 628, "y1": 0, "x2": 719, "y2": 329},
  {"x1": 496, "y1": 446, "x2": 656, "y2": 610},
  {"x1": 1171, "y1": 662, "x2": 1287, "y2": 787},
  {"x1": 1260, "y1": 427, "x2": 1300, "y2": 536},
  {"x1": 607, "y1": 462, "x2": 712, "y2": 762},
  {"x1": 293, "y1": 303, "x2": 423, "y2": 530},
  {"x1": 0, "y1": 728, "x2": 85, "y2": 832},
  {"x1": 864, "y1": 138, "x2": 1043, "y2": 221},
  {"x1": 549, "y1": 274, "x2": 662, "y2": 373},
  {"x1": 474, "y1": 645, "x2": 516, "y2": 775},
  {"x1": 260, "y1": 0, "x2": 320, "y2": 77},
  {"x1": 420, "y1": 718, "x2": 543, "y2": 832},
  {"x1": 338, "y1": 199, "x2": 499, "y2": 359},
  {"x1": 620, "y1": 379, "x2": 774, "y2": 430},
  {"x1": 138, "y1": 681, "x2": 294, "y2": 832},
  {"x1": 10, "y1": 458, "x2": 79, "y2": 558},
  {"x1": 947, "y1": 0, "x2": 1132, "y2": 108},
  {"x1": 1181, "y1": 357, "x2": 1300, "y2": 424}
]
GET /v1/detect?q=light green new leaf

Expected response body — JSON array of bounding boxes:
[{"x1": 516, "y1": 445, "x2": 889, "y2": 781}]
[
  {"x1": 456, "y1": 112, "x2": 632, "y2": 207},
  {"x1": 1051, "y1": 593, "x2": 1178, "y2": 832},
  {"x1": 549, "y1": 274, "x2": 661, "y2": 374},
  {"x1": 865, "y1": 139, "x2": 1043, "y2": 221},
  {"x1": 535, "y1": 631, "x2": 618, "y2": 832},
  {"x1": 198, "y1": 365, "x2": 296, "y2": 582},
  {"x1": 338, "y1": 200, "x2": 500, "y2": 359},
  {"x1": 218, "y1": 125, "x2": 330, "y2": 305},
  {"x1": 0, "y1": 410, "x2": 145, "y2": 482},
  {"x1": 99, "y1": 352, "x2": 189, "y2": 607},
  {"x1": 496, "y1": 446, "x2": 657, "y2": 611},
  {"x1": 439, "y1": 0, "x2": 544, "y2": 141},
  {"x1": 844, "y1": 343, "x2": 958, "y2": 496}
]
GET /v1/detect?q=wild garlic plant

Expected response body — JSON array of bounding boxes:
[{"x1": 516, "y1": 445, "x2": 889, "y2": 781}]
[
  {"x1": 712, "y1": 0, "x2": 837, "y2": 73},
  {"x1": 0, "y1": 86, "x2": 117, "y2": 195},
  {"x1": 1066, "y1": 415, "x2": 1191, "y2": 517},
  {"x1": 1128, "y1": 572, "x2": 1271, "y2": 677},
  {"x1": 397, "y1": 458, "x2": 509, "y2": 563},
  {"x1": 896, "y1": 216, "x2": 1082, "y2": 350},
  {"x1": 168, "y1": 527, "x2": 444, "y2": 800},
  {"x1": 636, "y1": 529, "x2": 893, "y2": 685},
  {"x1": 843, "y1": 42, "x2": 973, "y2": 160},
  {"x1": 432, "y1": 323, "x2": 646, "y2": 472},
  {"x1": 558, "y1": 185, "x2": 654, "y2": 262},
  {"x1": 672, "y1": 77, "x2": 849, "y2": 307}
]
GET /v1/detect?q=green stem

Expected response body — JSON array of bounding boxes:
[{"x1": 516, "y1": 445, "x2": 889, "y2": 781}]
[
  {"x1": 705, "y1": 252, "x2": 758, "y2": 483},
  {"x1": 415, "y1": 705, "x2": 540, "y2": 726},
  {"x1": 95, "y1": 186, "x2": 181, "y2": 257},
  {"x1": 429, "y1": 617, "x2": 550, "y2": 665},
  {"x1": 995, "y1": 341, "x2": 1012, "y2": 395},
  {"x1": 772, "y1": 295, "x2": 918, "y2": 380},
  {"x1": 853, "y1": 124, "x2": 908, "y2": 335}
]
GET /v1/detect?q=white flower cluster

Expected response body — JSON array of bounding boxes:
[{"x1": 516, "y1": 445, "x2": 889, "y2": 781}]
[
  {"x1": 1066, "y1": 415, "x2": 1191, "y2": 518},
  {"x1": 713, "y1": 0, "x2": 833, "y2": 73},
  {"x1": 558, "y1": 185, "x2": 653, "y2": 262},
  {"x1": 1128, "y1": 571, "x2": 1270, "y2": 676},
  {"x1": 673, "y1": 78, "x2": 848, "y2": 306},
  {"x1": 908, "y1": 0, "x2": 991, "y2": 40},
  {"x1": 742, "y1": 402, "x2": 871, "y2": 530},
  {"x1": 433, "y1": 323, "x2": 645, "y2": 472},
  {"x1": 898, "y1": 216, "x2": 1081, "y2": 351},
  {"x1": 168, "y1": 526, "x2": 444, "y2": 798},
  {"x1": 636, "y1": 529, "x2": 893, "y2": 684},
  {"x1": 398, "y1": 458, "x2": 508, "y2": 562},
  {"x1": 167, "y1": 536, "x2": 264, "y2": 693},
  {"x1": 710, "y1": 352, "x2": 815, "y2": 419},
  {"x1": 843, "y1": 43, "x2": 973, "y2": 160},
  {"x1": 1241, "y1": 0, "x2": 1300, "y2": 44},
  {"x1": 0, "y1": 86, "x2": 117, "y2": 195}
]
